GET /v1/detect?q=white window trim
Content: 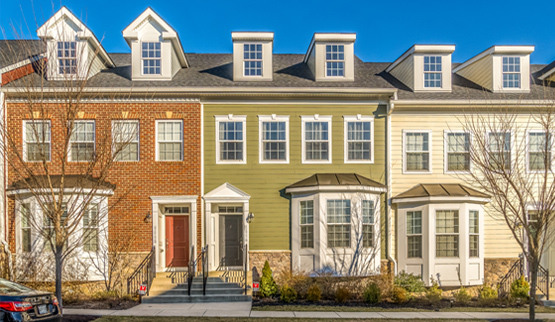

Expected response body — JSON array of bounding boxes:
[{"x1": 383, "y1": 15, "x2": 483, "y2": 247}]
[
  {"x1": 343, "y1": 115, "x2": 374, "y2": 164},
  {"x1": 112, "y1": 120, "x2": 140, "y2": 162},
  {"x1": 301, "y1": 115, "x2": 332, "y2": 164},
  {"x1": 423, "y1": 55, "x2": 443, "y2": 89},
  {"x1": 402, "y1": 130, "x2": 432, "y2": 174},
  {"x1": 502, "y1": 56, "x2": 521, "y2": 89},
  {"x1": 486, "y1": 131, "x2": 513, "y2": 172},
  {"x1": 406, "y1": 209, "x2": 423, "y2": 259},
  {"x1": 325, "y1": 198, "x2": 352, "y2": 249},
  {"x1": 469, "y1": 209, "x2": 480, "y2": 258},
  {"x1": 325, "y1": 44, "x2": 346, "y2": 78},
  {"x1": 57, "y1": 41, "x2": 77, "y2": 75},
  {"x1": 243, "y1": 43, "x2": 263, "y2": 77},
  {"x1": 434, "y1": 209, "x2": 460, "y2": 259},
  {"x1": 215, "y1": 115, "x2": 247, "y2": 164},
  {"x1": 68, "y1": 120, "x2": 96, "y2": 162},
  {"x1": 258, "y1": 115, "x2": 289, "y2": 164},
  {"x1": 443, "y1": 130, "x2": 472, "y2": 174},
  {"x1": 526, "y1": 130, "x2": 553, "y2": 174},
  {"x1": 155, "y1": 119, "x2": 184, "y2": 162},
  {"x1": 299, "y1": 199, "x2": 315, "y2": 249},
  {"x1": 23, "y1": 120, "x2": 51, "y2": 163},
  {"x1": 141, "y1": 42, "x2": 162, "y2": 76}
]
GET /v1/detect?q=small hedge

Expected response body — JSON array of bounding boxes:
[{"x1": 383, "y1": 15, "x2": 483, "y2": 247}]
[
  {"x1": 510, "y1": 276, "x2": 530, "y2": 300},
  {"x1": 362, "y1": 282, "x2": 381, "y2": 304}
]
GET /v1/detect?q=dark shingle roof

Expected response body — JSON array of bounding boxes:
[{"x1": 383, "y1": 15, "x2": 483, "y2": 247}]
[
  {"x1": 286, "y1": 173, "x2": 386, "y2": 190},
  {"x1": 393, "y1": 184, "x2": 490, "y2": 199},
  {"x1": 0, "y1": 40, "x2": 45, "y2": 69}
]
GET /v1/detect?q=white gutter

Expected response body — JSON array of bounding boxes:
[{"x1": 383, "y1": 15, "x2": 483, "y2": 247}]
[{"x1": 387, "y1": 93, "x2": 398, "y2": 276}]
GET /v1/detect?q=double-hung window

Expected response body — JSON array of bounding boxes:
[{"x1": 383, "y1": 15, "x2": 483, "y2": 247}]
[
  {"x1": 156, "y1": 120, "x2": 183, "y2": 161},
  {"x1": 83, "y1": 204, "x2": 99, "y2": 252},
  {"x1": 24, "y1": 120, "x2": 51, "y2": 162},
  {"x1": 528, "y1": 131, "x2": 551, "y2": 171},
  {"x1": 142, "y1": 42, "x2": 161, "y2": 75},
  {"x1": 326, "y1": 45, "x2": 344, "y2": 77},
  {"x1": 404, "y1": 131, "x2": 430, "y2": 172},
  {"x1": 300, "y1": 200, "x2": 314, "y2": 249},
  {"x1": 445, "y1": 132, "x2": 470, "y2": 172},
  {"x1": 436, "y1": 210, "x2": 459, "y2": 258},
  {"x1": 327, "y1": 200, "x2": 351, "y2": 248},
  {"x1": 113, "y1": 121, "x2": 139, "y2": 161},
  {"x1": 344, "y1": 116, "x2": 373, "y2": 163},
  {"x1": 469, "y1": 210, "x2": 479, "y2": 257},
  {"x1": 216, "y1": 116, "x2": 246, "y2": 163},
  {"x1": 424, "y1": 56, "x2": 442, "y2": 88},
  {"x1": 244, "y1": 44, "x2": 262, "y2": 76},
  {"x1": 488, "y1": 132, "x2": 511, "y2": 170},
  {"x1": 20, "y1": 203, "x2": 32, "y2": 252},
  {"x1": 259, "y1": 116, "x2": 288, "y2": 163},
  {"x1": 57, "y1": 41, "x2": 76, "y2": 74},
  {"x1": 503, "y1": 57, "x2": 520, "y2": 88},
  {"x1": 70, "y1": 121, "x2": 95, "y2": 162},
  {"x1": 407, "y1": 211, "x2": 422, "y2": 258},
  {"x1": 302, "y1": 116, "x2": 332, "y2": 163},
  {"x1": 362, "y1": 200, "x2": 374, "y2": 248}
]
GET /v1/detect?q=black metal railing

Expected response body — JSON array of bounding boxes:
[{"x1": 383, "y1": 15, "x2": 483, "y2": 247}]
[
  {"x1": 498, "y1": 257, "x2": 524, "y2": 298},
  {"x1": 127, "y1": 246, "x2": 156, "y2": 296},
  {"x1": 537, "y1": 264, "x2": 550, "y2": 300},
  {"x1": 202, "y1": 244, "x2": 208, "y2": 295}
]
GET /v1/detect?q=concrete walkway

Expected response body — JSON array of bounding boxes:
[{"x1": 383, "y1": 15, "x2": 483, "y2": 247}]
[{"x1": 63, "y1": 303, "x2": 555, "y2": 319}]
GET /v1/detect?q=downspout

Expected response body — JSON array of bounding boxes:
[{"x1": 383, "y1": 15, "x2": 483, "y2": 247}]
[{"x1": 386, "y1": 93, "x2": 398, "y2": 276}]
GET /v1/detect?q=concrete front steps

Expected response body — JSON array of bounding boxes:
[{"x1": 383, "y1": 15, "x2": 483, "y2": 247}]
[{"x1": 142, "y1": 274, "x2": 252, "y2": 303}]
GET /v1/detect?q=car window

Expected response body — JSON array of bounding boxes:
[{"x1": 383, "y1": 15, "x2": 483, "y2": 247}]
[{"x1": 0, "y1": 278, "x2": 34, "y2": 294}]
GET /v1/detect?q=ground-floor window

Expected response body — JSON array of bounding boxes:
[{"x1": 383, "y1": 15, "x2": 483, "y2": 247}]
[{"x1": 435, "y1": 210, "x2": 459, "y2": 258}]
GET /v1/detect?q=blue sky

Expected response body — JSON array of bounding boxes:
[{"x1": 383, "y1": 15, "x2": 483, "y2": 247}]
[{"x1": 2, "y1": 0, "x2": 555, "y2": 64}]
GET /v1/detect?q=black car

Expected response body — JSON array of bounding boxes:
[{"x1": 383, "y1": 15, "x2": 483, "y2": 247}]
[{"x1": 0, "y1": 278, "x2": 61, "y2": 322}]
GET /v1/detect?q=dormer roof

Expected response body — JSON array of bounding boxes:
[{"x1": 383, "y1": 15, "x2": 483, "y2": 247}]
[
  {"x1": 36, "y1": 6, "x2": 114, "y2": 68},
  {"x1": 386, "y1": 44, "x2": 455, "y2": 73},
  {"x1": 122, "y1": 7, "x2": 188, "y2": 68},
  {"x1": 452, "y1": 45, "x2": 534, "y2": 73},
  {"x1": 303, "y1": 33, "x2": 356, "y2": 63}
]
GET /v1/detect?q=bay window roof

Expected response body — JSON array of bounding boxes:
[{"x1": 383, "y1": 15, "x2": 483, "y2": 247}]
[
  {"x1": 393, "y1": 183, "x2": 489, "y2": 203},
  {"x1": 286, "y1": 173, "x2": 386, "y2": 193}
]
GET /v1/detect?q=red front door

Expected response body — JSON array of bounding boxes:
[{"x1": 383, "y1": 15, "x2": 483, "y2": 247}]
[{"x1": 165, "y1": 216, "x2": 189, "y2": 267}]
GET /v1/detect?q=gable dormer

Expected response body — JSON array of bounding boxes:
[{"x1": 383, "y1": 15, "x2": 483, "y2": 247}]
[
  {"x1": 232, "y1": 32, "x2": 273, "y2": 82},
  {"x1": 303, "y1": 33, "x2": 356, "y2": 82},
  {"x1": 453, "y1": 45, "x2": 534, "y2": 93},
  {"x1": 36, "y1": 6, "x2": 114, "y2": 81},
  {"x1": 122, "y1": 8, "x2": 188, "y2": 81},
  {"x1": 386, "y1": 45, "x2": 455, "y2": 92}
]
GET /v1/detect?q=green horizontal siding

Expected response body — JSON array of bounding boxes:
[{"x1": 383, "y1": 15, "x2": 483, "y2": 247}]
[{"x1": 204, "y1": 104, "x2": 387, "y2": 253}]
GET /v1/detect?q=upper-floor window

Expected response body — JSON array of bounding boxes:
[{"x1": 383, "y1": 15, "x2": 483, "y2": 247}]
[
  {"x1": 528, "y1": 131, "x2": 552, "y2": 172},
  {"x1": 57, "y1": 41, "x2": 76, "y2": 74},
  {"x1": 112, "y1": 121, "x2": 139, "y2": 162},
  {"x1": 300, "y1": 200, "x2": 314, "y2": 249},
  {"x1": 404, "y1": 131, "x2": 430, "y2": 173},
  {"x1": 325, "y1": 45, "x2": 344, "y2": 77},
  {"x1": 445, "y1": 132, "x2": 470, "y2": 172},
  {"x1": 502, "y1": 57, "x2": 521, "y2": 88},
  {"x1": 302, "y1": 116, "x2": 332, "y2": 163},
  {"x1": 216, "y1": 116, "x2": 246, "y2": 163},
  {"x1": 69, "y1": 121, "x2": 95, "y2": 162},
  {"x1": 488, "y1": 132, "x2": 511, "y2": 170},
  {"x1": 259, "y1": 116, "x2": 288, "y2": 163},
  {"x1": 142, "y1": 42, "x2": 161, "y2": 75},
  {"x1": 344, "y1": 116, "x2": 373, "y2": 163},
  {"x1": 424, "y1": 56, "x2": 442, "y2": 88},
  {"x1": 406, "y1": 210, "x2": 422, "y2": 258},
  {"x1": 327, "y1": 200, "x2": 351, "y2": 248},
  {"x1": 24, "y1": 120, "x2": 51, "y2": 162},
  {"x1": 156, "y1": 120, "x2": 183, "y2": 161},
  {"x1": 244, "y1": 44, "x2": 262, "y2": 76},
  {"x1": 436, "y1": 210, "x2": 459, "y2": 258}
]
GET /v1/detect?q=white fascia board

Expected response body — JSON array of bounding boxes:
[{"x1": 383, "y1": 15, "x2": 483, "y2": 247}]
[
  {"x1": 386, "y1": 44, "x2": 455, "y2": 73},
  {"x1": 231, "y1": 32, "x2": 274, "y2": 41},
  {"x1": 393, "y1": 99, "x2": 555, "y2": 107},
  {"x1": 539, "y1": 65, "x2": 555, "y2": 81},
  {"x1": 286, "y1": 185, "x2": 387, "y2": 195},
  {"x1": 453, "y1": 45, "x2": 534, "y2": 73},
  {"x1": 391, "y1": 196, "x2": 490, "y2": 204},
  {"x1": 150, "y1": 195, "x2": 198, "y2": 204},
  {"x1": 0, "y1": 55, "x2": 43, "y2": 74},
  {"x1": 303, "y1": 32, "x2": 356, "y2": 63}
]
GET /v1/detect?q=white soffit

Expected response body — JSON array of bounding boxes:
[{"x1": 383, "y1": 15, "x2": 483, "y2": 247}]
[
  {"x1": 122, "y1": 7, "x2": 189, "y2": 68},
  {"x1": 36, "y1": 6, "x2": 115, "y2": 68},
  {"x1": 303, "y1": 32, "x2": 356, "y2": 63},
  {"x1": 386, "y1": 44, "x2": 456, "y2": 73},
  {"x1": 453, "y1": 45, "x2": 535, "y2": 73},
  {"x1": 231, "y1": 32, "x2": 274, "y2": 41}
]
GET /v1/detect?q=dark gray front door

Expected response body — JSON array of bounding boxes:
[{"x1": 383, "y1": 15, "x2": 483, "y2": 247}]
[{"x1": 219, "y1": 215, "x2": 243, "y2": 266}]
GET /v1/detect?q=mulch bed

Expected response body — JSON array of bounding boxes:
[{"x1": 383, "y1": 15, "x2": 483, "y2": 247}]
[{"x1": 64, "y1": 299, "x2": 138, "y2": 310}]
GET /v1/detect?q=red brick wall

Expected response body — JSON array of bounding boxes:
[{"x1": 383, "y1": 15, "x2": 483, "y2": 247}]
[
  {"x1": 6, "y1": 101, "x2": 202, "y2": 253},
  {"x1": 1, "y1": 61, "x2": 39, "y2": 86}
]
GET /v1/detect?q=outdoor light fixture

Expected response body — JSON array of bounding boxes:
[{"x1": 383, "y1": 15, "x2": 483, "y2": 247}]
[
  {"x1": 246, "y1": 212, "x2": 254, "y2": 224},
  {"x1": 144, "y1": 211, "x2": 152, "y2": 223}
]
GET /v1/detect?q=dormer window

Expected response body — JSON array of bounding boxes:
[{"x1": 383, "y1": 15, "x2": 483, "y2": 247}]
[
  {"x1": 424, "y1": 56, "x2": 442, "y2": 88},
  {"x1": 325, "y1": 45, "x2": 344, "y2": 77},
  {"x1": 244, "y1": 44, "x2": 262, "y2": 76},
  {"x1": 57, "y1": 41, "x2": 76, "y2": 74},
  {"x1": 142, "y1": 42, "x2": 161, "y2": 75},
  {"x1": 502, "y1": 57, "x2": 520, "y2": 88}
]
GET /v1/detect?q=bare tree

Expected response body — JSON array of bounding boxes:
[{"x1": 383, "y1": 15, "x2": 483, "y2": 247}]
[{"x1": 457, "y1": 97, "x2": 555, "y2": 321}]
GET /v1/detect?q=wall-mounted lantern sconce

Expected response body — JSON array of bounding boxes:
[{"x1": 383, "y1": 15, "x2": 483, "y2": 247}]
[
  {"x1": 246, "y1": 212, "x2": 254, "y2": 224},
  {"x1": 144, "y1": 211, "x2": 152, "y2": 223}
]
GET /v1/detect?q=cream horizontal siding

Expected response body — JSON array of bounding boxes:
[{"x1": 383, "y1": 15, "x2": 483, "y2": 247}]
[
  {"x1": 455, "y1": 56, "x2": 493, "y2": 91},
  {"x1": 87, "y1": 41, "x2": 105, "y2": 79},
  {"x1": 390, "y1": 56, "x2": 414, "y2": 90},
  {"x1": 391, "y1": 111, "x2": 547, "y2": 259}
]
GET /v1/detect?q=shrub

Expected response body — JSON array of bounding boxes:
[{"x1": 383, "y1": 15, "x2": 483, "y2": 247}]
[
  {"x1": 478, "y1": 284, "x2": 498, "y2": 306},
  {"x1": 425, "y1": 279, "x2": 442, "y2": 304},
  {"x1": 510, "y1": 276, "x2": 530, "y2": 300},
  {"x1": 259, "y1": 261, "x2": 278, "y2": 297},
  {"x1": 280, "y1": 285, "x2": 297, "y2": 303},
  {"x1": 306, "y1": 284, "x2": 322, "y2": 302},
  {"x1": 362, "y1": 282, "x2": 381, "y2": 304},
  {"x1": 391, "y1": 286, "x2": 408, "y2": 304},
  {"x1": 335, "y1": 287, "x2": 351, "y2": 303},
  {"x1": 278, "y1": 271, "x2": 312, "y2": 299},
  {"x1": 454, "y1": 286, "x2": 472, "y2": 304},
  {"x1": 394, "y1": 271, "x2": 425, "y2": 292}
]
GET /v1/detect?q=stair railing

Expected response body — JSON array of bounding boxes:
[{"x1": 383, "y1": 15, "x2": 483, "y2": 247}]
[
  {"x1": 243, "y1": 243, "x2": 248, "y2": 294},
  {"x1": 537, "y1": 263, "x2": 550, "y2": 300},
  {"x1": 127, "y1": 246, "x2": 156, "y2": 296},
  {"x1": 187, "y1": 245, "x2": 198, "y2": 295},
  {"x1": 498, "y1": 257, "x2": 524, "y2": 298},
  {"x1": 202, "y1": 244, "x2": 208, "y2": 295}
]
